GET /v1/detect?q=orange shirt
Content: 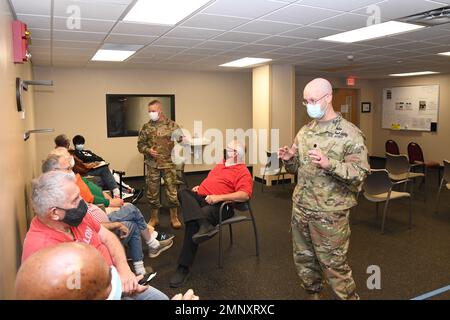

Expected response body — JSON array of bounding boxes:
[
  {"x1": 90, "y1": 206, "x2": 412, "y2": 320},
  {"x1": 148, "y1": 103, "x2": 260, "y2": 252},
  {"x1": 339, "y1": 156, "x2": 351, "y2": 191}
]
[{"x1": 75, "y1": 173, "x2": 94, "y2": 203}]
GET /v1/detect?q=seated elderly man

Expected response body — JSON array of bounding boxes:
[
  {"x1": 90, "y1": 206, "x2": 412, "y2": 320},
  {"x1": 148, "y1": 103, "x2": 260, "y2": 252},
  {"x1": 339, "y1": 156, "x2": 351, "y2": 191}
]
[
  {"x1": 23, "y1": 171, "x2": 169, "y2": 300},
  {"x1": 16, "y1": 242, "x2": 199, "y2": 300},
  {"x1": 170, "y1": 139, "x2": 253, "y2": 288},
  {"x1": 41, "y1": 153, "x2": 174, "y2": 273}
]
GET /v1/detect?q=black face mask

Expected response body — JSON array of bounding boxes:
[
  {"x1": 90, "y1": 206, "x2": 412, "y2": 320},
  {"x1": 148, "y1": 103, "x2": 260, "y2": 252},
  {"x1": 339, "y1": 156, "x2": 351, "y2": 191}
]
[{"x1": 57, "y1": 200, "x2": 88, "y2": 227}]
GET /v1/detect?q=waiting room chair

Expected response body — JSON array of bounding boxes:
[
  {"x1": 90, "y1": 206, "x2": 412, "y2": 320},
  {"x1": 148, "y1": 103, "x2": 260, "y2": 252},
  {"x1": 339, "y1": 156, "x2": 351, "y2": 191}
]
[
  {"x1": 261, "y1": 151, "x2": 286, "y2": 192},
  {"x1": 407, "y1": 142, "x2": 441, "y2": 186},
  {"x1": 435, "y1": 160, "x2": 450, "y2": 214},
  {"x1": 362, "y1": 169, "x2": 412, "y2": 234},
  {"x1": 217, "y1": 201, "x2": 259, "y2": 268},
  {"x1": 385, "y1": 140, "x2": 400, "y2": 155},
  {"x1": 385, "y1": 153, "x2": 425, "y2": 200}
]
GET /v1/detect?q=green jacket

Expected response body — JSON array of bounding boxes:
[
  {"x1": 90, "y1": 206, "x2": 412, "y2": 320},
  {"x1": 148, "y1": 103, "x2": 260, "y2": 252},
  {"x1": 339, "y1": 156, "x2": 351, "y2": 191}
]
[
  {"x1": 284, "y1": 114, "x2": 369, "y2": 211},
  {"x1": 81, "y1": 177, "x2": 110, "y2": 207}
]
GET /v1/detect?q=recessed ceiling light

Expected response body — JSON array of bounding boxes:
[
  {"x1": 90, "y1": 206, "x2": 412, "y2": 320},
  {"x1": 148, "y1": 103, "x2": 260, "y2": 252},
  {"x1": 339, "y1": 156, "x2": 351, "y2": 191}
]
[
  {"x1": 219, "y1": 57, "x2": 272, "y2": 68},
  {"x1": 389, "y1": 71, "x2": 439, "y2": 77},
  {"x1": 124, "y1": 0, "x2": 211, "y2": 25},
  {"x1": 320, "y1": 21, "x2": 424, "y2": 43},
  {"x1": 437, "y1": 51, "x2": 450, "y2": 56},
  {"x1": 91, "y1": 49, "x2": 136, "y2": 62}
]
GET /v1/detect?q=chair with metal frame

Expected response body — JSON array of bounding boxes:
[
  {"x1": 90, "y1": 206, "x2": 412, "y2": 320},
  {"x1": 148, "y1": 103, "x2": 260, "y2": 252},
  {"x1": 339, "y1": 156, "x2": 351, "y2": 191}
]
[
  {"x1": 407, "y1": 142, "x2": 441, "y2": 187},
  {"x1": 385, "y1": 140, "x2": 400, "y2": 155},
  {"x1": 261, "y1": 151, "x2": 286, "y2": 192},
  {"x1": 216, "y1": 200, "x2": 259, "y2": 268},
  {"x1": 362, "y1": 169, "x2": 412, "y2": 234},
  {"x1": 435, "y1": 160, "x2": 450, "y2": 214}
]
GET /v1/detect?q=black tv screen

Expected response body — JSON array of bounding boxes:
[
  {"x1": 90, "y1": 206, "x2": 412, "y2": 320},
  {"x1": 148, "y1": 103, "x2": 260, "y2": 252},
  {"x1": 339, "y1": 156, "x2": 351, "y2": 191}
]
[{"x1": 106, "y1": 94, "x2": 175, "y2": 137}]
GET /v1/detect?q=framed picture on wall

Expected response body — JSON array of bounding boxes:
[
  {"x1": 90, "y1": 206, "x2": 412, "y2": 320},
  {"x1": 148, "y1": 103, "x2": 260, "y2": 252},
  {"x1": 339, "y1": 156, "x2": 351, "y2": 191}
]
[{"x1": 361, "y1": 102, "x2": 371, "y2": 113}]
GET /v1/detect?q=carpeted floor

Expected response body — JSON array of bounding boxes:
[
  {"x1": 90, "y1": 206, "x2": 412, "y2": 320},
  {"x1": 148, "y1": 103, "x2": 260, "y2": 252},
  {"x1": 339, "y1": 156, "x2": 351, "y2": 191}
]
[{"x1": 126, "y1": 158, "x2": 450, "y2": 300}]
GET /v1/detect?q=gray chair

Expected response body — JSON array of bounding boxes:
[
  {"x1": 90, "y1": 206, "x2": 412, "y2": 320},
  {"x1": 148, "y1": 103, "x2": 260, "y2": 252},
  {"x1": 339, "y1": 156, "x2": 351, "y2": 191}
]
[
  {"x1": 217, "y1": 201, "x2": 259, "y2": 268},
  {"x1": 362, "y1": 169, "x2": 412, "y2": 234},
  {"x1": 435, "y1": 160, "x2": 450, "y2": 214},
  {"x1": 261, "y1": 151, "x2": 286, "y2": 192},
  {"x1": 385, "y1": 152, "x2": 425, "y2": 199}
]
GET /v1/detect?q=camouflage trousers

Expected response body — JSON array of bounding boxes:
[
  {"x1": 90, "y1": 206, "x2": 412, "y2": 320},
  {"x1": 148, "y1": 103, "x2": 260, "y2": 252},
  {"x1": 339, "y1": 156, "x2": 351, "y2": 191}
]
[
  {"x1": 292, "y1": 205, "x2": 356, "y2": 300},
  {"x1": 145, "y1": 166, "x2": 180, "y2": 209}
]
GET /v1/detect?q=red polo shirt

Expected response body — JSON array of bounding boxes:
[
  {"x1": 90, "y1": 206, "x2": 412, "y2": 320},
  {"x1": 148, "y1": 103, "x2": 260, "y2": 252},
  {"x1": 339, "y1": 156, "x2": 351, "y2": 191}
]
[
  {"x1": 22, "y1": 209, "x2": 113, "y2": 266},
  {"x1": 197, "y1": 162, "x2": 253, "y2": 198}
]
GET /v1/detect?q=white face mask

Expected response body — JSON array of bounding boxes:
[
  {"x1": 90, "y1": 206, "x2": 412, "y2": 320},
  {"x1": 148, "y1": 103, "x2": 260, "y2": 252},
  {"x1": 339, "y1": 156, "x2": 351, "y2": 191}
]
[
  {"x1": 75, "y1": 144, "x2": 84, "y2": 151},
  {"x1": 149, "y1": 111, "x2": 159, "y2": 122},
  {"x1": 306, "y1": 102, "x2": 326, "y2": 119},
  {"x1": 106, "y1": 266, "x2": 122, "y2": 300}
]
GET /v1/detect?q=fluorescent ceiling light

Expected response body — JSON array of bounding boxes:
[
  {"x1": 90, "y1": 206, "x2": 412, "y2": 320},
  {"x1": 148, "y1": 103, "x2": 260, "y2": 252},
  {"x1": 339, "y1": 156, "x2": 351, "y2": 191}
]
[
  {"x1": 320, "y1": 21, "x2": 424, "y2": 43},
  {"x1": 124, "y1": 0, "x2": 211, "y2": 25},
  {"x1": 389, "y1": 71, "x2": 439, "y2": 77},
  {"x1": 91, "y1": 49, "x2": 136, "y2": 61},
  {"x1": 220, "y1": 57, "x2": 272, "y2": 68},
  {"x1": 437, "y1": 51, "x2": 450, "y2": 56}
]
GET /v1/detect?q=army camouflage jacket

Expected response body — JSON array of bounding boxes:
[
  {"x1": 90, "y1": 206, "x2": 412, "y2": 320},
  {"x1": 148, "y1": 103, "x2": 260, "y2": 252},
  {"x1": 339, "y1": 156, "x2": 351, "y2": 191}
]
[
  {"x1": 283, "y1": 114, "x2": 369, "y2": 211},
  {"x1": 137, "y1": 118, "x2": 182, "y2": 169}
]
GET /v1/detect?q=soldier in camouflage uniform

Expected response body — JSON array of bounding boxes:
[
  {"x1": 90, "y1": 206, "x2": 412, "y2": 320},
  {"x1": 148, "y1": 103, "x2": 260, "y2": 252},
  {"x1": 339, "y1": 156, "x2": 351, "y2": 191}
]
[
  {"x1": 279, "y1": 78, "x2": 369, "y2": 300},
  {"x1": 138, "y1": 100, "x2": 183, "y2": 229}
]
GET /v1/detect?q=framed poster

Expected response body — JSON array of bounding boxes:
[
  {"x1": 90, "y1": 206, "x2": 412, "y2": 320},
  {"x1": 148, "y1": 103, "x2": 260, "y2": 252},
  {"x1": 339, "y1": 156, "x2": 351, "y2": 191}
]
[{"x1": 361, "y1": 102, "x2": 371, "y2": 113}]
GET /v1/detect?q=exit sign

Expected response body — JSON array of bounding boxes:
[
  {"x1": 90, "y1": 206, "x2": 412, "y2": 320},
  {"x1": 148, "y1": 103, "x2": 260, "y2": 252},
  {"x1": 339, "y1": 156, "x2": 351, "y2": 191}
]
[{"x1": 347, "y1": 77, "x2": 355, "y2": 86}]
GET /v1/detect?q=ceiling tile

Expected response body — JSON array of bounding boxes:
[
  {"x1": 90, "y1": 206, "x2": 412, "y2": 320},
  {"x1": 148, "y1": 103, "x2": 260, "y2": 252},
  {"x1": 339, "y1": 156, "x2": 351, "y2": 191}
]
[
  {"x1": 312, "y1": 13, "x2": 371, "y2": 31},
  {"x1": 281, "y1": 26, "x2": 342, "y2": 39},
  {"x1": 230, "y1": 43, "x2": 281, "y2": 54},
  {"x1": 11, "y1": 0, "x2": 51, "y2": 15},
  {"x1": 262, "y1": 4, "x2": 341, "y2": 25},
  {"x1": 202, "y1": 0, "x2": 288, "y2": 19},
  {"x1": 352, "y1": 0, "x2": 448, "y2": 20},
  {"x1": 53, "y1": 17, "x2": 115, "y2": 33},
  {"x1": 182, "y1": 14, "x2": 251, "y2": 30},
  {"x1": 327, "y1": 43, "x2": 377, "y2": 53},
  {"x1": 28, "y1": 39, "x2": 51, "y2": 47},
  {"x1": 17, "y1": 14, "x2": 50, "y2": 29},
  {"x1": 53, "y1": 30, "x2": 107, "y2": 42},
  {"x1": 256, "y1": 36, "x2": 308, "y2": 46},
  {"x1": 152, "y1": 37, "x2": 204, "y2": 47},
  {"x1": 29, "y1": 28, "x2": 51, "y2": 39},
  {"x1": 389, "y1": 26, "x2": 450, "y2": 41},
  {"x1": 358, "y1": 37, "x2": 412, "y2": 47},
  {"x1": 298, "y1": 0, "x2": 383, "y2": 12},
  {"x1": 52, "y1": 40, "x2": 99, "y2": 49},
  {"x1": 196, "y1": 40, "x2": 246, "y2": 50},
  {"x1": 268, "y1": 46, "x2": 317, "y2": 55},
  {"x1": 138, "y1": 46, "x2": 187, "y2": 55},
  {"x1": 165, "y1": 27, "x2": 224, "y2": 40},
  {"x1": 213, "y1": 31, "x2": 268, "y2": 43},
  {"x1": 235, "y1": 20, "x2": 299, "y2": 35},
  {"x1": 291, "y1": 39, "x2": 341, "y2": 49},
  {"x1": 386, "y1": 41, "x2": 442, "y2": 51},
  {"x1": 180, "y1": 48, "x2": 223, "y2": 55},
  {"x1": 111, "y1": 22, "x2": 171, "y2": 37},
  {"x1": 105, "y1": 33, "x2": 157, "y2": 45},
  {"x1": 53, "y1": 0, "x2": 128, "y2": 21}
]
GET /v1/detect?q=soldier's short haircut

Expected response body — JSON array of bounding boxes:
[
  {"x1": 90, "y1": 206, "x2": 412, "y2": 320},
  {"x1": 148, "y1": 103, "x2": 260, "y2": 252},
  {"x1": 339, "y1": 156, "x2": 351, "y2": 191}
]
[
  {"x1": 54, "y1": 134, "x2": 70, "y2": 148},
  {"x1": 148, "y1": 100, "x2": 161, "y2": 107}
]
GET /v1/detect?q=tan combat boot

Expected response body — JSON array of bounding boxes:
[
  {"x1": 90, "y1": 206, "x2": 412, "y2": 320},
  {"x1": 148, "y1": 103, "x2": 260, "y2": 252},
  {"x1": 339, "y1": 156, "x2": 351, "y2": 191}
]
[
  {"x1": 170, "y1": 207, "x2": 182, "y2": 229},
  {"x1": 148, "y1": 209, "x2": 159, "y2": 227}
]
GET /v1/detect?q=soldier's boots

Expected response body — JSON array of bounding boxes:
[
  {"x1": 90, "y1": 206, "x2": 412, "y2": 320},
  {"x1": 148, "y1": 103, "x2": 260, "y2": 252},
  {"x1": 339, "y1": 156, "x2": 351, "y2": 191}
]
[
  {"x1": 148, "y1": 209, "x2": 159, "y2": 227},
  {"x1": 170, "y1": 207, "x2": 182, "y2": 229}
]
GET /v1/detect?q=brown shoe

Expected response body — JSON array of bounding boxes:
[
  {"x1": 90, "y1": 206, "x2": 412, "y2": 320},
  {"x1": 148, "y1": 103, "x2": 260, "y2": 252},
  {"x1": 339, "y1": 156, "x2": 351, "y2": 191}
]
[
  {"x1": 148, "y1": 209, "x2": 159, "y2": 227},
  {"x1": 170, "y1": 207, "x2": 182, "y2": 229}
]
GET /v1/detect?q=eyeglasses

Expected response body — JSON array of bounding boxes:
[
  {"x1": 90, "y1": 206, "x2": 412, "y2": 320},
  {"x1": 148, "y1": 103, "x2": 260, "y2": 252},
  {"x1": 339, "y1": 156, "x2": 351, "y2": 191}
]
[{"x1": 302, "y1": 93, "x2": 329, "y2": 107}]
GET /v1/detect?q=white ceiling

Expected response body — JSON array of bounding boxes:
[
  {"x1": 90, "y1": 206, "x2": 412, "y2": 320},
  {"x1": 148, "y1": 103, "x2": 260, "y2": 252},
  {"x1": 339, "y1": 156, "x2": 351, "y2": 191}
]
[{"x1": 10, "y1": 0, "x2": 450, "y2": 78}]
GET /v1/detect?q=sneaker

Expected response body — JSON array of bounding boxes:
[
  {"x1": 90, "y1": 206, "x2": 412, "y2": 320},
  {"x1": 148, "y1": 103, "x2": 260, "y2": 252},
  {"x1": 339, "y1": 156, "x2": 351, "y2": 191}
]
[
  {"x1": 131, "y1": 189, "x2": 144, "y2": 204},
  {"x1": 148, "y1": 239, "x2": 173, "y2": 258},
  {"x1": 121, "y1": 192, "x2": 134, "y2": 200},
  {"x1": 156, "y1": 231, "x2": 175, "y2": 246},
  {"x1": 169, "y1": 266, "x2": 190, "y2": 288},
  {"x1": 192, "y1": 224, "x2": 218, "y2": 244}
]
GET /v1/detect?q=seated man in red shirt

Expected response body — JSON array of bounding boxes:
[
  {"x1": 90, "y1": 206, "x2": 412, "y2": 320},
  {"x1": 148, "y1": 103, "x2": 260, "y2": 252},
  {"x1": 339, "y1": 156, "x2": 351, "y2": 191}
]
[
  {"x1": 169, "y1": 139, "x2": 253, "y2": 288},
  {"x1": 22, "y1": 171, "x2": 169, "y2": 300}
]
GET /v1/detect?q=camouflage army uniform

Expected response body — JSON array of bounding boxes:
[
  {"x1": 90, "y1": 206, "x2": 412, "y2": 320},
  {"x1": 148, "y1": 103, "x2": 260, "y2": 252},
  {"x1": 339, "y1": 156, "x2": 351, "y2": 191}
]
[
  {"x1": 283, "y1": 113, "x2": 369, "y2": 300},
  {"x1": 137, "y1": 118, "x2": 182, "y2": 209}
]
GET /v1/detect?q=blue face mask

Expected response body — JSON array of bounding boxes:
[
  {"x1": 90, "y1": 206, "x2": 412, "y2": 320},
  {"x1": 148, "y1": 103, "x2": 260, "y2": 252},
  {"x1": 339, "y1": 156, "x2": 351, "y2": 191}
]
[
  {"x1": 75, "y1": 144, "x2": 84, "y2": 151},
  {"x1": 106, "y1": 266, "x2": 122, "y2": 300},
  {"x1": 306, "y1": 102, "x2": 326, "y2": 119}
]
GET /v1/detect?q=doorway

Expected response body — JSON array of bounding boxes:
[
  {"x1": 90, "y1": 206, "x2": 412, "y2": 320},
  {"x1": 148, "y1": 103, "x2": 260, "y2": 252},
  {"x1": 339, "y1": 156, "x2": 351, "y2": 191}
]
[{"x1": 332, "y1": 88, "x2": 359, "y2": 127}]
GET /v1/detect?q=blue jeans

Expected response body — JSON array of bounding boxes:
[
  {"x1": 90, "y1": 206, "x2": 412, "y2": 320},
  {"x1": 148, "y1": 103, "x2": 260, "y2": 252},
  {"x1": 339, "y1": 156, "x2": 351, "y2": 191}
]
[
  {"x1": 108, "y1": 204, "x2": 147, "y2": 231},
  {"x1": 88, "y1": 166, "x2": 118, "y2": 192},
  {"x1": 123, "y1": 286, "x2": 169, "y2": 300},
  {"x1": 118, "y1": 221, "x2": 143, "y2": 262}
]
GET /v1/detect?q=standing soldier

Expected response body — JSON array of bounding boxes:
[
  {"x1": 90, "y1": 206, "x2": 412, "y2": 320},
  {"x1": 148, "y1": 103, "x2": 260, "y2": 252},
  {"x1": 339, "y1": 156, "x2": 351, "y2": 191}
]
[
  {"x1": 279, "y1": 78, "x2": 369, "y2": 300},
  {"x1": 138, "y1": 100, "x2": 183, "y2": 229}
]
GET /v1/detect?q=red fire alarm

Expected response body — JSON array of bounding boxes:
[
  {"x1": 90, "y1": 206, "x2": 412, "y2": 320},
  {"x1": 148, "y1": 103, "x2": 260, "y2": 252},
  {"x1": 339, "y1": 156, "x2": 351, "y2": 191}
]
[
  {"x1": 12, "y1": 20, "x2": 31, "y2": 63},
  {"x1": 346, "y1": 76, "x2": 355, "y2": 86}
]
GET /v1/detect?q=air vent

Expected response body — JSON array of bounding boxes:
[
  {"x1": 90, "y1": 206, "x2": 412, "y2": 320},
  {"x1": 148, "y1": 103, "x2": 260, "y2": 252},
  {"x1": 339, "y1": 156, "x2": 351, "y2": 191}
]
[{"x1": 399, "y1": 6, "x2": 450, "y2": 26}]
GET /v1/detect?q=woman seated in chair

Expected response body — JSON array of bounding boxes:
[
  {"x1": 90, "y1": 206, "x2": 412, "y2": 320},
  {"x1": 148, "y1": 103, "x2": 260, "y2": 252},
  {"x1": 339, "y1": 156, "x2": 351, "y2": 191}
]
[{"x1": 170, "y1": 139, "x2": 253, "y2": 288}]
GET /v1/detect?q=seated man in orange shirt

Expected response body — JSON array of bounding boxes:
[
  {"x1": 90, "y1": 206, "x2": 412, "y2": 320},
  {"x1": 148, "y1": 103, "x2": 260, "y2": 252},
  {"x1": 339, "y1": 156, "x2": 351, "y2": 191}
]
[{"x1": 170, "y1": 139, "x2": 253, "y2": 288}]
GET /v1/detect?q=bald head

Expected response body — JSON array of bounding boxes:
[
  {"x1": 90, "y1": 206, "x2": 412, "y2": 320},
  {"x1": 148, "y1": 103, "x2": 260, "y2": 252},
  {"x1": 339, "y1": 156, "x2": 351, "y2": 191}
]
[
  {"x1": 304, "y1": 78, "x2": 332, "y2": 98},
  {"x1": 15, "y1": 242, "x2": 111, "y2": 300}
]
